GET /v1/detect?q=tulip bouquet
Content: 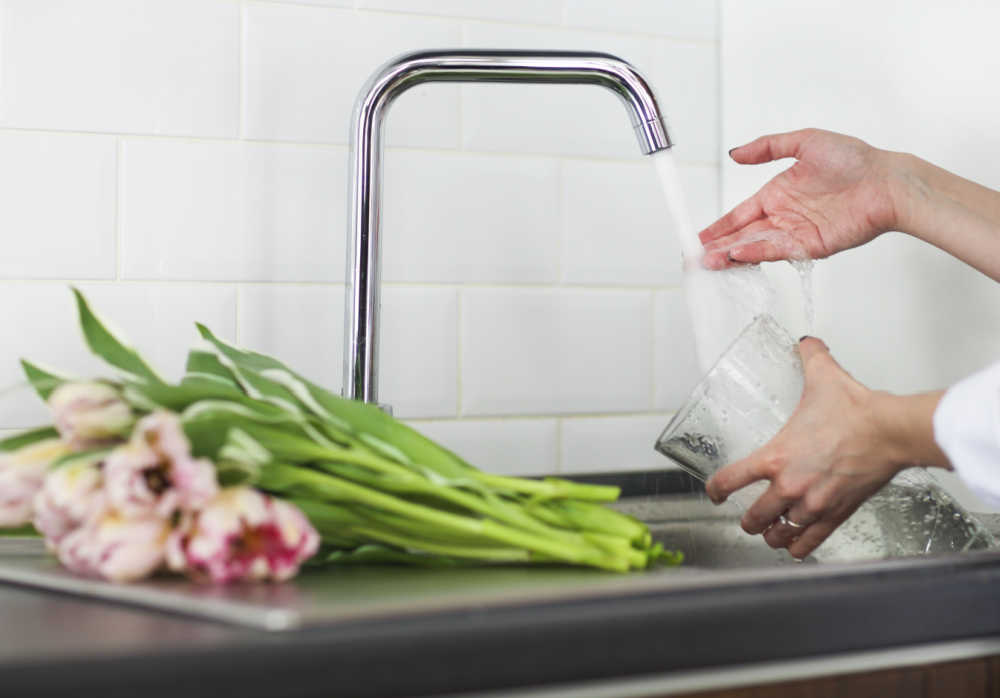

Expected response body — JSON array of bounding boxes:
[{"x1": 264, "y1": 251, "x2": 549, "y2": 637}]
[{"x1": 0, "y1": 290, "x2": 680, "y2": 584}]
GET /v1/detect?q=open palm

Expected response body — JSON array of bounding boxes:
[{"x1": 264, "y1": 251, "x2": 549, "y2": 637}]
[{"x1": 700, "y1": 129, "x2": 899, "y2": 269}]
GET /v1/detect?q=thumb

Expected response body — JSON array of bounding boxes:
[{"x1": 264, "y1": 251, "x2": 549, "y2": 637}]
[
  {"x1": 730, "y1": 129, "x2": 810, "y2": 165},
  {"x1": 797, "y1": 335, "x2": 852, "y2": 390},
  {"x1": 797, "y1": 335, "x2": 830, "y2": 363}
]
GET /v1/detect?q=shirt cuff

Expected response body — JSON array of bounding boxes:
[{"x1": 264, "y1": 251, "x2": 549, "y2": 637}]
[{"x1": 933, "y1": 361, "x2": 1000, "y2": 508}]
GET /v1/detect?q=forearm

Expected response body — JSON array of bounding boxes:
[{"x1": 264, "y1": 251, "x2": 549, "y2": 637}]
[
  {"x1": 871, "y1": 389, "x2": 951, "y2": 471},
  {"x1": 888, "y1": 152, "x2": 1000, "y2": 281}
]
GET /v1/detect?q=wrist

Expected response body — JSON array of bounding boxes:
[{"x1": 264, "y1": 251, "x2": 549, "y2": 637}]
[
  {"x1": 881, "y1": 150, "x2": 931, "y2": 236},
  {"x1": 870, "y1": 390, "x2": 950, "y2": 470}
]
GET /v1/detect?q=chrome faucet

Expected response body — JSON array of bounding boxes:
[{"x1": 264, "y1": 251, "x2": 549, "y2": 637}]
[{"x1": 343, "y1": 50, "x2": 673, "y2": 406}]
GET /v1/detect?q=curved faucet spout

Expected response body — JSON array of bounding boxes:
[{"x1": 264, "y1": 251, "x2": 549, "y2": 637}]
[{"x1": 344, "y1": 49, "x2": 673, "y2": 404}]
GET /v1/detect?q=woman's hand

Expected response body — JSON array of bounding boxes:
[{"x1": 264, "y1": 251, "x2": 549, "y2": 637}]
[
  {"x1": 700, "y1": 129, "x2": 904, "y2": 270},
  {"x1": 704, "y1": 337, "x2": 949, "y2": 559}
]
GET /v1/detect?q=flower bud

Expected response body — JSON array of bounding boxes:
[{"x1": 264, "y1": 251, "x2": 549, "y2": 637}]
[
  {"x1": 0, "y1": 439, "x2": 71, "y2": 528},
  {"x1": 33, "y1": 453, "x2": 105, "y2": 549},
  {"x1": 104, "y1": 411, "x2": 218, "y2": 518},
  {"x1": 48, "y1": 382, "x2": 134, "y2": 449},
  {"x1": 167, "y1": 487, "x2": 319, "y2": 583},
  {"x1": 57, "y1": 510, "x2": 170, "y2": 583}
]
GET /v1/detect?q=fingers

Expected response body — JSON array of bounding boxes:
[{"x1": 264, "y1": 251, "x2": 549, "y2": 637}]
[
  {"x1": 763, "y1": 501, "x2": 818, "y2": 549},
  {"x1": 725, "y1": 238, "x2": 786, "y2": 265},
  {"x1": 729, "y1": 129, "x2": 813, "y2": 165},
  {"x1": 740, "y1": 484, "x2": 793, "y2": 535},
  {"x1": 697, "y1": 195, "x2": 763, "y2": 245},
  {"x1": 787, "y1": 517, "x2": 845, "y2": 560},
  {"x1": 705, "y1": 452, "x2": 771, "y2": 504}
]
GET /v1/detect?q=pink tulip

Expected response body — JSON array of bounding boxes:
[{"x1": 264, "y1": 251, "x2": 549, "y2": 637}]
[
  {"x1": 0, "y1": 439, "x2": 71, "y2": 528},
  {"x1": 167, "y1": 487, "x2": 319, "y2": 583},
  {"x1": 33, "y1": 454, "x2": 105, "y2": 549},
  {"x1": 57, "y1": 510, "x2": 170, "y2": 583},
  {"x1": 104, "y1": 412, "x2": 218, "y2": 518},
  {"x1": 48, "y1": 382, "x2": 134, "y2": 450}
]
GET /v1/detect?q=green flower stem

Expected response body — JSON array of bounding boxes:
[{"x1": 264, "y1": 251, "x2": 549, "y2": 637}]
[
  {"x1": 293, "y1": 498, "x2": 536, "y2": 562},
  {"x1": 314, "y1": 461, "x2": 614, "y2": 550},
  {"x1": 474, "y1": 473, "x2": 620, "y2": 502},
  {"x1": 530, "y1": 499, "x2": 649, "y2": 545},
  {"x1": 259, "y1": 464, "x2": 629, "y2": 572}
]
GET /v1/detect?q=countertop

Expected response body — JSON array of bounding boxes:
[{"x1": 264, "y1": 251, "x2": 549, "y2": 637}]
[{"x1": 3, "y1": 472, "x2": 1000, "y2": 698}]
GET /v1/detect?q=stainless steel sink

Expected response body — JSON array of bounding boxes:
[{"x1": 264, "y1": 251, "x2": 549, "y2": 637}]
[{"x1": 0, "y1": 470, "x2": 996, "y2": 631}]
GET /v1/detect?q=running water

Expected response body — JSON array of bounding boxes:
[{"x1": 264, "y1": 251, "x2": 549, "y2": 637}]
[
  {"x1": 651, "y1": 151, "x2": 997, "y2": 558},
  {"x1": 654, "y1": 151, "x2": 775, "y2": 372}
]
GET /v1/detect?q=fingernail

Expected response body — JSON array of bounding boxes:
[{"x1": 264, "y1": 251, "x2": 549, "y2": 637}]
[
  {"x1": 799, "y1": 335, "x2": 810, "y2": 342},
  {"x1": 727, "y1": 147, "x2": 736, "y2": 157}
]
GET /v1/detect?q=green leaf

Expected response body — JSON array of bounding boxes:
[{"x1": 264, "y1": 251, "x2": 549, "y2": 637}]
[
  {"x1": 72, "y1": 287, "x2": 163, "y2": 384},
  {"x1": 19, "y1": 360, "x2": 69, "y2": 401},
  {"x1": 184, "y1": 349, "x2": 240, "y2": 386},
  {"x1": 0, "y1": 524, "x2": 41, "y2": 537},
  {"x1": 195, "y1": 322, "x2": 474, "y2": 478},
  {"x1": 0, "y1": 426, "x2": 60, "y2": 453}
]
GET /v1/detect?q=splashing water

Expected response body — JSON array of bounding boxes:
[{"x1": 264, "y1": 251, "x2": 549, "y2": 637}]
[
  {"x1": 790, "y1": 257, "x2": 815, "y2": 334},
  {"x1": 654, "y1": 152, "x2": 776, "y2": 371}
]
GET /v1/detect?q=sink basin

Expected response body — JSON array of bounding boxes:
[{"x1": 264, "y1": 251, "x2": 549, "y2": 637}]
[{"x1": 0, "y1": 469, "x2": 995, "y2": 630}]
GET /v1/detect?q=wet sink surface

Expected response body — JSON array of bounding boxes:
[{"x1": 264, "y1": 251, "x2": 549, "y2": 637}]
[{"x1": 2, "y1": 485, "x2": 996, "y2": 631}]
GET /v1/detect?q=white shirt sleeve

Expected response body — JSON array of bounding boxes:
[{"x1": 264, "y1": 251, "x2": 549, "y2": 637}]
[{"x1": 933, "y1": 360, "x2": 1000, "y2": 508}]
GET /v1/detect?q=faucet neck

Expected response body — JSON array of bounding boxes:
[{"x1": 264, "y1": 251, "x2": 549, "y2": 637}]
[{"x1": 344, "y1": 50, "x2": 672, "y2": 404}]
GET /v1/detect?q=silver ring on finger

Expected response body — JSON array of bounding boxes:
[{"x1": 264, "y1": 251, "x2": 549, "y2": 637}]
[{"x1": 778, "y1": 514, "x2": 807, "y2": 529}]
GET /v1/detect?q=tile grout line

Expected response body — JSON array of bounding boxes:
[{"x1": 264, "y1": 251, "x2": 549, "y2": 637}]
[
  {"x1": 408, "y1": 410, "x2": 676, "y2": 424},
  {"x1": 234, "y1": 283, "x2": 242, "y2": 344},
  {"x1": 113, "y1": 138, "x2": 124, "y2": 281},
  {"x1": 0, "y1": 127, "x2": 717, "y2": 167},
  {"x1": 555, "y1": 158, "x2": 565, "y2": 283},
  {"x1": 250, "y1": 0, "x2": 717, "y2": 45},
  {"x1": 555, "y1": 417, "x2": 564, "y2": 474},
  {"x1": 238, "y1": 0, "x2": 248, "y2": 141},
  {"x1": 455, "y1": 289, "x2": 464, "y2": 418},
  {"x1": 715, "y1": 0, "x2": 725, "y2": 216},
  {"x1": 648, "y1": 289, "x2": 656, "y2": 410},
  {"x1": 0, "y1": 279, "x2": 686, "y2": 293}
]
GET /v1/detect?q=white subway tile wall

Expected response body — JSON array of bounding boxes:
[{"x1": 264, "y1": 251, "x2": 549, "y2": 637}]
[
  {"x1": 0, "y1": 0, "x2": 718, "y2": 476},
  {"x1": 722, "y1": 0, "x2": 1000, "y2": 511}
]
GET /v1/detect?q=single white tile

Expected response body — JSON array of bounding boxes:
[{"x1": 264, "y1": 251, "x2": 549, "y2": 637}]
[
  {"x1": 564, "y1": 0, "x2": 718, "y2": 40},
  {"x1": 120, "y1": 139, "x2": 344, "y2": 282},
  {"x1": 238, "y1": 284, "x2": 345, "y2": 391},
  {"x1": 357, "y1": 0, "x2": 562, "y2": 24},
  {"x1": 461, "y1": 288, "x2": 651, "y2": 416},
  {"x1": 0, "y1": 283, "x2": 236, "y2": 429},
  {"x1": 562, "y1": 159, "x2": 721, "y2": 286},
  {"x1": 561, "y1": 414, "x2": 677, "y2": 473},
  {"x1": 461, "y1": 23, "x2": 718, "y2": 162},
  {"x1": 654, "y1": 40, "x2": 718, "y2": 165},
  {"x1": 653, "y1": 289, "x2": 700, "y2": 410},
  {"x1": 382, "y1": 150, "x2": 560, "y2": 283},
  {"x1": 0, "y1": 0, "x2": 239, "y2": 137},
  {"x1": 380, "y1": 286, "x2": 458, "y2": 418},
  {"x1": 243, "y1": 3, "x2": 461, "y2": 147},
  {"x1": 407, "y1": 418, "x2": 558, "y2": 476},
  {"x1": 0, "y1": 132, "x2": 116, "y2": 279}
]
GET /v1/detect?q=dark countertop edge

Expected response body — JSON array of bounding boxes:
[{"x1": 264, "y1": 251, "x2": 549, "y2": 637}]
[
  {"x1": 5, "y1": 468, "x2": 1000, "y2": 697},
  {"x1": 4, "y1": 552, "x2": 1000, "y2": 698}
]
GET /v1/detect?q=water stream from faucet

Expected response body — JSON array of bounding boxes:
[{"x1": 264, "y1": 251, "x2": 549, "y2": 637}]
[
  {"x1": 652, "y1": 150, "x2": 816, "y2": 369},
  {"x1": 653, "y1": 151, "x2": 775, "y2": 372}
]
